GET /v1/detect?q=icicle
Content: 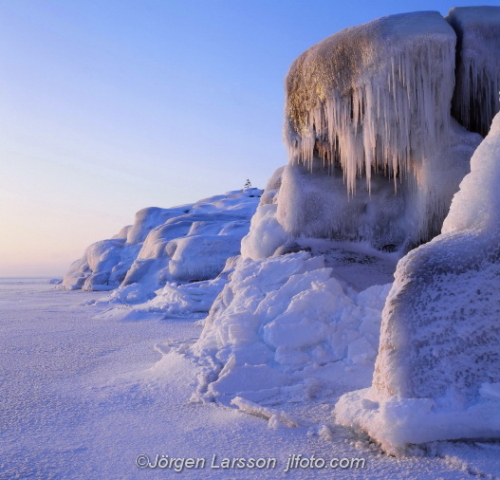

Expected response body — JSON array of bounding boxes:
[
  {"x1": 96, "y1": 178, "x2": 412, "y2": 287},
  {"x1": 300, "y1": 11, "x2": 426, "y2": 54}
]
[{"x1": 278, "y1": 11, "x2": 482, "y2": 252}]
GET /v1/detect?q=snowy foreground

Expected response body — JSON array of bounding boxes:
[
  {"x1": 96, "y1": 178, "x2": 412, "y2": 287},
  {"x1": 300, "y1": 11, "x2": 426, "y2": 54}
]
[{"x1": 2, "y1": 278, "x2": 500, "y2": 479}]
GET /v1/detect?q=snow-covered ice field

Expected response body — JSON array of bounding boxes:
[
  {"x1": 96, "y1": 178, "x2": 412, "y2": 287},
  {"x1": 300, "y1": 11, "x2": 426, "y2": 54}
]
[{"x1": 2, "y1": 277, "x2": 500, "y2": 479}]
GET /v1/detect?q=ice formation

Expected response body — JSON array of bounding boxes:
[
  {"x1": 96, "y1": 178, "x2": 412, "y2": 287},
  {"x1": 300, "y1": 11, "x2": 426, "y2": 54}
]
[
  {"x1": 61, "y1": 6, "x2": 500, "y2": 456},
  {"x1": 191, "y1": 8, "x2": 490, "y2": 403},
  {"x1": 447, "y1": 7, "x2": 500, "y2": 137},
  {"x1": 286, "y1": 12, "x2": 457, "y2": 190},
  {"x1": 63, "y1": 189, "x2": 261, "y2": 313},
  {"x1": 255, "y1": 11, "x2": 480, "y2": 255},
  {"x1": 335, "y1": 112, "x2": 500, "y2": 454},
  {"x1": 191, "y1": 252, "x2": 390, "y2": 403}
]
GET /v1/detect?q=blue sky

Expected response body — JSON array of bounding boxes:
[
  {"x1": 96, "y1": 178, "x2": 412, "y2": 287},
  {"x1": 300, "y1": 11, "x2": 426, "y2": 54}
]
[{"x1": 0, "y1": 0, "x2": 494, "y2": 276}]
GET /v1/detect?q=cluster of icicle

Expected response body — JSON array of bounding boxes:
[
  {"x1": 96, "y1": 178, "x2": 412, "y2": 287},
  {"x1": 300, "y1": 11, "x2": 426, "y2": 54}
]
[
  {"x1": 284, "y1": 9, "x2": 500, "y2": 195},
  {"x1": 285, "y1": 12, "x2": 456, "y2": 195}
]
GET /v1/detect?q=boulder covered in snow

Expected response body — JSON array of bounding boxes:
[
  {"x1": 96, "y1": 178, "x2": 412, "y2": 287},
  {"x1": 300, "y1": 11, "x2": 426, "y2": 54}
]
[
  {"x1": 334, "y1": 112, "x2": 500, "y2": 454},
  {"x1": 63, "y1": 189, "x2": 261, "y2": 295}
]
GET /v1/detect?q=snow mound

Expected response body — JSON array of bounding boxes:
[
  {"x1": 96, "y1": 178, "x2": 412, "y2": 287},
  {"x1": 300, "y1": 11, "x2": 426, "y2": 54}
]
[
  {"x1": 241, "y1": 167, "x2": 291, "y2": 260},
  {"x1": 447, "y1": 6, "x2": 500, "y2": 137},
  {"x1": 335, "y1": 112, "x2": 500, "y2": 454},
  {"x1": 191, "y1": 251, "x2": 390, "y2": 403},
  {"x1": 63, "y1": 189, "x2": 261, "y2": 303}
]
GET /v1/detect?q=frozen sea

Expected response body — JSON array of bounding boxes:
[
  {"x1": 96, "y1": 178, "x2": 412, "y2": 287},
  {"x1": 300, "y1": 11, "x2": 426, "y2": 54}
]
[{"x1": 2, "y1": 278, "x2": 500, "y2": 479}]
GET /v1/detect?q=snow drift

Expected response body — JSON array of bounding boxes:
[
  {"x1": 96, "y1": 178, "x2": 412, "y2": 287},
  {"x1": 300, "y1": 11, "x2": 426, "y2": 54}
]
[
  {"x1": 63, "y1": 189, "x2": 261, "y2": 312},
  {"x1": 335, "y1": 111, "x2": 500, "y2": 454}
]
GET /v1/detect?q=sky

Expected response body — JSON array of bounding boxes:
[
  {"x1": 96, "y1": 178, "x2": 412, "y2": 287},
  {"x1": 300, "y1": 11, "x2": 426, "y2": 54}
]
[{"x1": 0, "y1": 0, "x2": 495, "y2": 276}]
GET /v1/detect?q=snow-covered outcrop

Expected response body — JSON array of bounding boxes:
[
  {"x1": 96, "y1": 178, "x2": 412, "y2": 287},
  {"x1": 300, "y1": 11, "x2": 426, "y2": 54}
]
[
  {"x1": 448, "y1": 7, "x2": 500, "y2": 136},
  {"x1": 335, "y1": 112, "x2": 500, "y2": 454},
  {"x1": 63, "y1": 235, "x2": 141, "y2": 291},
  {"x1": 63, "y1": 189, "x2": 261, "y2": 300}
]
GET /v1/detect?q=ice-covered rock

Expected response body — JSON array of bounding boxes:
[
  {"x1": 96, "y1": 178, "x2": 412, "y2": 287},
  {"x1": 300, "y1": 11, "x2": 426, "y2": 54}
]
[
  {"x1": 285, "y1": 11, "x2": 482, "y2": 250},
  {"x1": 63, "y1": 189, "x2": 261, "y2": 299},
  {"x1": 334, "y1": 112, "x2": 500, "y2": 454},
  {"x1": 63, "y1": 238, "x2": 141, "y2": 291},
  {"x1": 447, "y1": 6, "x2": 500, "y2": 137},
  {"x1": 240, "y1": 12, "x2": 483, "y2": 259}
]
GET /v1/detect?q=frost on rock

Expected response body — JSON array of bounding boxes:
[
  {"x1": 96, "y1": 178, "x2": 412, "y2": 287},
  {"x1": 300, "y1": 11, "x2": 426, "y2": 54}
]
[
  {"x1": 63, "y1": 190, "x2": 261, "y2": 314},
  {"x1": 334, "y1": 112, "x2": 500, "y2": 455},
  {"x1": 280, "y1": 11, "x2": 481, "y2": 252},
  {"x1": 191, "y1": 252, "x2": 390, "y2": 404},
  {"x1": 447, "y1": 6, "x2": 500, "y2": 137}
]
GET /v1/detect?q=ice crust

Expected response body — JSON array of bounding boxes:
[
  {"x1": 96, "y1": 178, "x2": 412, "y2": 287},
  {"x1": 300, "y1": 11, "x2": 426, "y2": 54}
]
[
  {"x1": 334, "y1": 112, "x2": 500, "y2": 454},
  {"x1": 63, "y1": 189, "x2": 261, "y2": 312},
  {"x1": 447, "y1": 7, "x2": 500, "y2": 137}
]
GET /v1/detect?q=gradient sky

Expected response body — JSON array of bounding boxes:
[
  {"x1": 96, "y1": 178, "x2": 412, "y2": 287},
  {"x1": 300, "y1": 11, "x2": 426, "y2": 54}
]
[{"x1": 0, "y1": 0, "x2": 494, "y2": 276}]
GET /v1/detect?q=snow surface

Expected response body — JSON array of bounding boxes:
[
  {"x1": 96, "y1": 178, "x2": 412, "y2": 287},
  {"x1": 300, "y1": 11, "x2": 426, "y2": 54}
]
[
  {"x1": 5, "y1": 278, "x2": 500, "y2": 478},
  {"x1": 447, "y1": 6, "x2": 500, "y2": 137},
  {"x1": 335, "y1": 112, "x2": 500, "y2": 454}
]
